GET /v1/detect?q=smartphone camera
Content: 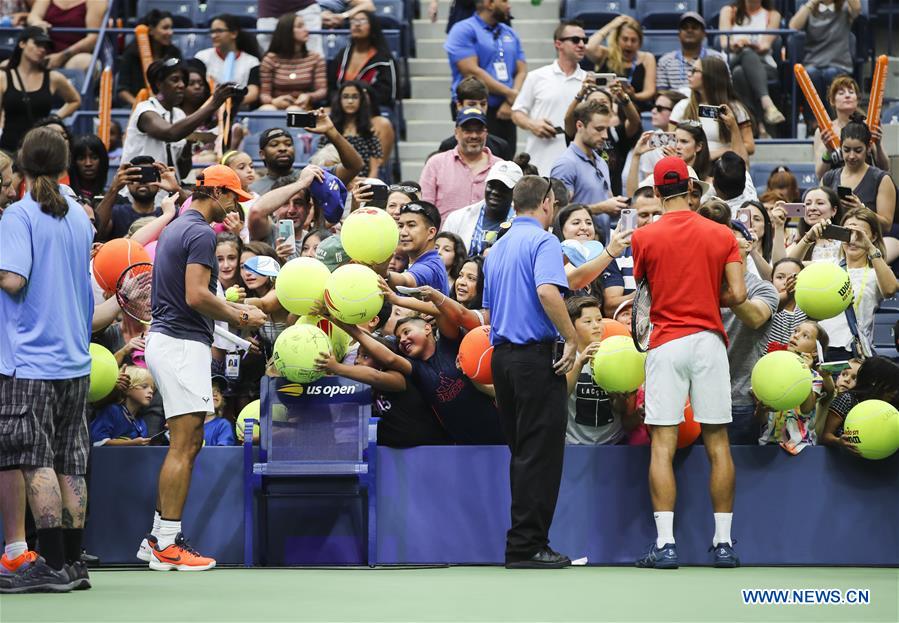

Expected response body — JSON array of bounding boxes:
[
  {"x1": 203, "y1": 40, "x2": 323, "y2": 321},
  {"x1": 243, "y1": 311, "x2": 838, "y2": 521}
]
[
  {"x1": 138, "y1": 165, "x2": 160, "y2": 184},
  {"x1": 287, "y1": 112, "x2": 317, "y2": 128},
  {"x1": 698, "y1": 105, "x2": 722, "y2": 119}
]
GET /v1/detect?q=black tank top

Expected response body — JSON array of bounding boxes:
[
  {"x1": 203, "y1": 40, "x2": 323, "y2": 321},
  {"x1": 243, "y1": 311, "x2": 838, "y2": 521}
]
[{"x1": 1, "y1": 67, "x2": 53, "y2": 152}]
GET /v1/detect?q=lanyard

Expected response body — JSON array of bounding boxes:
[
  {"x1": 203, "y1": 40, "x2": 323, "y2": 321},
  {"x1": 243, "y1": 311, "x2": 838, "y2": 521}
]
[
  {"x1": 490, "y1": 25, "x2": 506, "y2": 62},
  {"x1": 677, "y1": 47, "x2": 706, "y2": 84},
  {"x1": 471, "y1": 201, "x2": 514, "y2": 256},
  {"x1": 852, "y1": 264, "x2": 871, "y2": 313}
]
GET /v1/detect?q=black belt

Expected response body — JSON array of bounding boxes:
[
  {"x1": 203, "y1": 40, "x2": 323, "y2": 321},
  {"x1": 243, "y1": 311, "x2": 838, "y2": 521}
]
[{"x1": 495, "y1": 340, "x2": 556, "y2": 350}]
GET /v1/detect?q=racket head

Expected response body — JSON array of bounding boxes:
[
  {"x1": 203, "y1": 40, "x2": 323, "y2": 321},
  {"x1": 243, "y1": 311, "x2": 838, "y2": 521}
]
[
  {"x1": 631, "y1": 279, "x2": 652, "y2": 353},
  {"x1": 115, "y1": 261, "x2": 154, "y2": 325}
]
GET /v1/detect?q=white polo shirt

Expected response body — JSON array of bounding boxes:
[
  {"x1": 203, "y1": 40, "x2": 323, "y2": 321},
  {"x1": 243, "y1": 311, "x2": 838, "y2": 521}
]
[
  {"x1": 512, "y1": 61, "x2": 587, "y2": 176},
  {"x1": 196, "y1": 48, "x2": 260, "y2": 88},
  {"x1": 121, "y1": 97, "x2": 187, "y2": 169}
]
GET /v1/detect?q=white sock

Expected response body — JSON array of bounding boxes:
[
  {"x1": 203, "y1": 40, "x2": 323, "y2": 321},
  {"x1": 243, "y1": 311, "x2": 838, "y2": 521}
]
[
  {"x1": 156, "y1": 519, "x2": 181, "y2": 549},
  {"x1": 150, "y1": 511, "x2": 161, "y2": 538},
  {"x1": 654, "y1": 512, "x2": 674, "y2": 548},
  {"x1": 713, "y1": 513, "x2": 733, "y2": 546},
  {"x1": 4, "y1": 541, "x2": 27, "y2": 561}
]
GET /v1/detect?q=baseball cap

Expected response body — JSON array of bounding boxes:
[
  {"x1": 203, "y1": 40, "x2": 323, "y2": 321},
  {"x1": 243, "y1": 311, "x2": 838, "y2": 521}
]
[
  {"x1": 260, "y1": 127, "x2": 293, "y2": 150},
  {"x1": 654, "y1": 156, "x2": 690, "y2": 188},
  {"x1": 19, "y1": 26, "x2": 53, "y2": 50},
  {"x1": 455, "y1": 107, "x2": 488, "y2": 127},
  {"x1": 399, "y1": 201, "x2": 441, "y2": 230},
  {"x1": 687, "y1": 166, "x2": 711, "y2": 196},
  {"x1": 243, "y1": 255, "x2": 281, "y2": 277},
  {"x1": 315, "y1": 235, "x2": 348, "y2": 272},
  {"x1": 211, "y1": 375, "x2": 229, "y2": 392},
  {"x1": 196, "y1": 164, "x2": 253, "y2": 201},
  {"x1": 613, "y1": 298, "x2": 633, "y2": 322},
  {"x1": 485, "y1": 160, "x2": 523, "y2": 190},
  {"x1": 679, "y1": 11, "x2": 706, "y2": 29},
  {"x1": 309, "y1": 169, "x2": 348, "y2": 224}
]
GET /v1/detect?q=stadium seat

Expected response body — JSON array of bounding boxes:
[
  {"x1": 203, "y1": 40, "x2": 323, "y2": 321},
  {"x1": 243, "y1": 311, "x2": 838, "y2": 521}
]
[
  {"x1": 872, "y1": 312, "x2": 898, "y2": 359},
  {"x1": 642, "y1": 34, "x2": 680, "y2": 58},
  {"x1": 135, "y1": 0, "x2": 199, "y2": 26},
  {"x1": 882, "y1": 103, "x2": 899, "y2": 126},
  {"x1": 203, "y1": 0, "x2": 259, "y2": 27},
  {"x1": 879, "y1": 296, "x2": 899, "y2": 311},
  {"x1": 566, "y1": 0, "x2": 634, "y2": 29},
  {"x1": 640, "y1": 111, "x2": 653, "y2": 131},
  {"x1": 637, "y1": 0, "x2": 698, "y2": 29},
  {"x1": 702, "y1": 0, "x2": 733, "y2": 29},
  {"x1": 323, "y1": 33, "x2": 349, "y2": 62},
  {"x1": 177, "y1": 34, "x2": 212, "y2": 59},
  {"x1": 0, "y1": 31, "x2": 17, "y2": 61}
]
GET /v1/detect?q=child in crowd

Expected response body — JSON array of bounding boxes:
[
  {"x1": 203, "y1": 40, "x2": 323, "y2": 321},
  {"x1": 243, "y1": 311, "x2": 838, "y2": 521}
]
[
  {"x1": 766, "y1": 257, "x2": 807, "y2": 352},
  {"x1": 435, "y1": 231, "x2": 466, "y2": 291},
  {"x1": 818, "y1": 358, "x2": 862, "y2": 450},
  {"x1": 89, "y1": 366, "x2": 154, "y2": 447},
  {"x1": 758, "y1": 321, "x2": 834, "y2": 454},
  {"x1": 204, "y1": 376, "x2": 236, "y2": 447},
  {"x1": 564, "y1": 297, "x2": 638, "y2": 445}
]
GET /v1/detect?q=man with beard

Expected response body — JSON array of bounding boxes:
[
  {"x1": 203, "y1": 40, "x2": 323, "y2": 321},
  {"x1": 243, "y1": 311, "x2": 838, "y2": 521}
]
[
  {"x1": 655, "y1": 13, "x2": 728, "y2": 93},
  {"x1": 419, "y1": 108, "x2": 499, "y2": 219},
  {"x1": 441, "y1": 160, "x2": 521, "y2": 255},
  {"x1": 511, "y1": 20, "x2": 589, "y2": 175},
  {"x1": 121, "y1": 58, "x2": 238, "y2": 179}
]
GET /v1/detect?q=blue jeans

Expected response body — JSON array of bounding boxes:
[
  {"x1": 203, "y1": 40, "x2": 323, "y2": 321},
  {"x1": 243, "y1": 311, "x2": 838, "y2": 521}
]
[
  {"x1": 729, "y1": 404, "x2": 761, "y2": 445},
  {"x1": 805, "y1": 66, "x2": 846, "y2": 118}
]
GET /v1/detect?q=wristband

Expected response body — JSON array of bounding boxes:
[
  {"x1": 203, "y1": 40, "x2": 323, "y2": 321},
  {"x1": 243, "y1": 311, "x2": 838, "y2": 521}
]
[
  {"x1": 238, "y1": 311, "x2": 250, "y2": 326},
  {"x1": 604, "y1": 248, "x2": 617, "y2": 259}
]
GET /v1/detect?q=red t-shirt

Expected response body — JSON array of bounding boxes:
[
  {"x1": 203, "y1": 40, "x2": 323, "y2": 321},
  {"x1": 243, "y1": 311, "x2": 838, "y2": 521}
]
[{"x1": 632, "y1": 209, "x2": 741, "y2": 349}]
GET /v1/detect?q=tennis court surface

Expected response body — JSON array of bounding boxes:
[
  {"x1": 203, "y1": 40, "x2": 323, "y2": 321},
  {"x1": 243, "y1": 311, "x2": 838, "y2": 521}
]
[{"x1": 2, "y1": 566, "x2": 897, "y2": 622}]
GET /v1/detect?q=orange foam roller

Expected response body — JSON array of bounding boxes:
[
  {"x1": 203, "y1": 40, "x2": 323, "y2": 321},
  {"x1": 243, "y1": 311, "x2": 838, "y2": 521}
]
[
  {"x1": 98, "y1": 68, "x2": 113, "y2": 149},
  {"x1": 867, "y1": 55, "x2": 888, "y2": 141},
  {"x1": 794, "y1": 64, "x2": 839, "y2": 151}
]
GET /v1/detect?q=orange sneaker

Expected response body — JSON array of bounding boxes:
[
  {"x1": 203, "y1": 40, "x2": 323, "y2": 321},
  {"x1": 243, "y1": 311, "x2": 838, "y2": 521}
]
[
  {"x1": 1, "y1": 551, "x2": 39, "y2": 576},
  {"x1": 149, "y1": 533, "x2": 216, "y2": 571}
]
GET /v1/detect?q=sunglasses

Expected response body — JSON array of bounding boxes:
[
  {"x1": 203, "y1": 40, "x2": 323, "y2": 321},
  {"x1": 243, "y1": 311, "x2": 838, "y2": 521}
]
[
  {"x1": 558, "y1": 36, "x2": 589, "y2": 44},
  {"x1": 541, "y1": 176, "x2": 553, "y2": 206},
  {"x1": 389, "y1": 184, "x2": 419, "y2": 194},
  {"x1": 652, "y1": 104, "x2": 672, "y2": 113},
  {"x1": 688, "y1": 66, "x2": 702, "y2": 75}
]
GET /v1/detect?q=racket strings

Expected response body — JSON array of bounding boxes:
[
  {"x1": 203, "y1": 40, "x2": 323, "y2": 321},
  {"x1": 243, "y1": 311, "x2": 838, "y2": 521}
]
[{"x1": 117, "y1": 266, "x2": 153, "y2": 323}]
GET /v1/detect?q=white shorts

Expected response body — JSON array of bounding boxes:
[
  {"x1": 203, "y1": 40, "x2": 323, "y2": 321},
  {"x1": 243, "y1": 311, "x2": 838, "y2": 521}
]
[
  {"x1": 144, "y1": 332, "x2": 214, "y2": 418},
  {"x1": 644, "y1": 330, "x2": 732, "y2": 426}
]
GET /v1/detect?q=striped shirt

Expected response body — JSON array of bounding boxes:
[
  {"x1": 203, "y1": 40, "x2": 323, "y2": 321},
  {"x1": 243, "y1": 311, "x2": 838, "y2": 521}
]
[
  {"x1": 259, "y1": 52, "x2": 327, "y2": 103},
  {"x1": 766, "y1": 307, "x2": 808, "y2": 352},
  {"x1": 600, "y1": 248, "x2": 635, "y2": 294},
  {"x1": 656, "y1": 47, "x2": 728, "y2": 92}
]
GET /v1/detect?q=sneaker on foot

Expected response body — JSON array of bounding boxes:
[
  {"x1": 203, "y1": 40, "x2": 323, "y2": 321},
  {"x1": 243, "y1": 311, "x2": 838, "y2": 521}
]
[
  {"x1": 710, "y1": 542, "x2": 740, "y2": 568},
  {"x1": 149, "y1": 533, "x2": 216, "y2": 571},
  {"x1": 136, "y1": 534, "x2": 157, "y2": 562},
  {"x1": 0, "y1": 557, "x2": 73, "y2": 594},
  {"x1": 1, "y1": 551, "x2": 39, "y2": 577},
  {"x1": 636, "y1": 542, "x2": 679, "y2": 569},
  {"x1": 65, "y1": 561, "x2": 92, "y2": 590}
]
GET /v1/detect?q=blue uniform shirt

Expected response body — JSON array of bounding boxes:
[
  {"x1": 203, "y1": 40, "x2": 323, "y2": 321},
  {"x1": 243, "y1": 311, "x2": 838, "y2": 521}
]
[
  {"x1": 445, "y1": 14, "x2": 526, "y2": 109},
  {"x1": 0, "y1": 191, "x2": 94, "y2": 379},
  {"x1": 407, "y1": 249, "x2": 450, "y2": 296},
  {"x1": 90, "y1": 404, "x2": 148, "y2": 445},
  {"x1": 204, "y1": 417, "x2": 236, "y2": 446},
  {"x1": 482, "y1": 216, "x2": 568, "y2": 345}
]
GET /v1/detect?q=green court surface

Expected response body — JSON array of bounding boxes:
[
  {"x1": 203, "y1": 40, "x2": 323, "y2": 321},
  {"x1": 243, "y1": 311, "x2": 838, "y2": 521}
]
[{"x1": 1, "y1": 566, "x2": 897, "y2": 623}]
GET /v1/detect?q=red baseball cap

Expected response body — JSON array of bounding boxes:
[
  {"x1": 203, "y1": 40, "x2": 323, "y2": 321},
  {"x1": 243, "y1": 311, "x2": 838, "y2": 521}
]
[
  {"x1": 653, "y1": 156, "x2": 690, "y2": 188},
  {"x1": 196, "y1": 164, "x2": 253, "y2": 202}
]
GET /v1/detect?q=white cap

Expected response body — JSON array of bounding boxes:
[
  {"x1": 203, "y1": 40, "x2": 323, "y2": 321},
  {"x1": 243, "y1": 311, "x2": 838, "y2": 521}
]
[{"x1": 485, "y1": 160, "x2": 523, "y2": 189}]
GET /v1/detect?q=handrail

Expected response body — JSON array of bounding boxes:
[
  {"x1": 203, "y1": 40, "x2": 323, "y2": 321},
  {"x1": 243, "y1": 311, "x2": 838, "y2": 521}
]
[{"x1": 80, "y1": 0, "x2": 116, "y2": 98}]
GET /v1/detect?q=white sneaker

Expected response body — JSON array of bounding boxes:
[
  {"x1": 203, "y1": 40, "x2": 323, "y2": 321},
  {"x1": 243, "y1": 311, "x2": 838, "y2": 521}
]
[{"x1": 136, "y1": 534, "x2": 156, "y2": 562}]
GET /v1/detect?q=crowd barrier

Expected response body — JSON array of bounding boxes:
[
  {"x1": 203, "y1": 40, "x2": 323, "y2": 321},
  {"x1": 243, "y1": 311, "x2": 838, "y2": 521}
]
[{"x1": 20, "y1": 443, "x2": 890, "y2": 566}]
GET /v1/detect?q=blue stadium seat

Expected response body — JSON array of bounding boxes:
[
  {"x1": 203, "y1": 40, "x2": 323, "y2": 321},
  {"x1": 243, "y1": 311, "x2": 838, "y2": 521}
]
[
  {"x1": 640, "y1": 111, "x2": 653, "y2": 131},
  {"x1": 323, "y1": 33, "x2": 348, "y2": 62},
  {"x1": 203, "y1": 0, "x2": 259, "y2": 27},
  {"x1": 177, "y1": 34, "x2": 212, "y2": 59},
  {"x1": 882, "y1": 103, "x2": 899, "y2": 126},
  {"x1": 702, "y1": 0, "x2": 733, "y2": 28},
  {"x1": 637, "y1": 0, "x2": 698, "y2": 29},
  {"x1": 642, "y1": 34, "x2": 680, "y2": 58},
  {"x1": 374, "y1": 0, "x2": 404, "y2": 24},
  {"x1": 135, "y1": 0, "x2": 199, "y2": 26},
  {"x1": 750, "y1": 162, "x2": 817, "y2": 193},
  {"x1": 0, "y1": 31, "x2": 17, "y2": 61},
  {"x1": 872, "y1": 312, "x2": 898, "y2": 355},
  {"x1": 879, "y1": 296, "x2": 899, "y2": 311},
  {"x1": 566, "y1": 0, "x2": 634, "y2": 29}
]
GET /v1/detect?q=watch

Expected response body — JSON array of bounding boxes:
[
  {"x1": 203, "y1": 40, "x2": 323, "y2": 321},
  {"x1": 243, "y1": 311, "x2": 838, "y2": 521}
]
[
  {"x1": 869, "y1": 249, "x2": 883, "y2": 260},
  {"x1": 238, "y1": 311, "x2": 250, "y2": 326}
]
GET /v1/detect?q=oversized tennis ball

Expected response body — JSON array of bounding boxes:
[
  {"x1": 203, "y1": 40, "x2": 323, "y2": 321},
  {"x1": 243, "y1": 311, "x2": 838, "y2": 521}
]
[
  {"x1": 272, "y1": 324, "x2": 333, "y2": 384},
  {"x1": 92, "y1": 238, "x2": 151, "y2": 292},
  {"x1": 843, "y1": 400, "x2": 899, "y2": 460},
  {"x1": 323, "y1": 264, "x2": 384, "y2": 324},
  {"x1": 751, "y1": 351, "x2": 813, "y2": 411},
  {"x1": 459, "y1": 325, "x2": 493, "y2": 384},
  {"x1": 236, "y1": 399, "x2": 260, "y2": 444},
  {"x1": 592, "y1": 335, "x2": 646, "y2": 393},
  {"x1": 88, "y1": 343, "x2": 119, "y2": 402},
  {"x1": 341, "y1": 207, "x2": 399, "y2": 264},
  {"x1": 678, "y1": 402, "x2": 701, "y2": 448},
  {"x1": 298, "y1": 315, "x2": 351, "y2": 362},
  {"x1": 599, "y1": 318, "x2": 631, "y2": 340},
  {"x1": 275, "y1": 257, "x2": 331, "y2": 315},
  {"x1": 225, "y1": 286, "x2": 240, "y2": 302},
  {"x1": 795, "y1": 262, "x2": 853, "y2": 320}
]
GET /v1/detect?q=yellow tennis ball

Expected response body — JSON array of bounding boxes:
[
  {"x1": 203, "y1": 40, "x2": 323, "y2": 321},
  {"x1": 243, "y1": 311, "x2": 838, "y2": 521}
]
[
  {"x1": 843, "y1": 400, "x2": 899, "y2": 460},
  {"x1": 341, "y1": 207, "x2": 399, "y2": 264},
  {"x1": 751, "y1": 350, "x2": 813, "y2": 411},
  {"x1": 592, "y1": 335, "x2": 646, "y2": 393},
  {"x1": 225, "y1": 286, "x2": 240, "y2": 302},
  {"x1": 272, "y1": 324, "x2": 333, "y2": 384},
  {"x1": 299, "y1": 315, "x2": 351, "y2": 361},
  {"x1": 323, "y1": 264, "x2": 384, "y2": 325},
  {"x1": 88, "y1": 343, "x2": 119, "y2": 402},
  {"x1": 236, "y1": 399, "x2": 260, "y2": 443},
  {"x1": 795, "y1": 262, "x2": 853, "y2": 320},
  {"x1": 275, "y1": 257, "x2": 331, "y2": 315}
]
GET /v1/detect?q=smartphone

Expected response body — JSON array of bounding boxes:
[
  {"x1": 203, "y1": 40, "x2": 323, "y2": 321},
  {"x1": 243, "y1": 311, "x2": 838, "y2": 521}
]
[
  {"x1": 138, "y1": 165, "x2": 160, "y2": 184},
  {"x1": 821, "y1": 224, "x2": 853, "y2": 243},
  {"x1": 396, "y1": 285, "x2": 425, "y2": 298},
  {"x1": 286, "y1": 111, "x2": 317, "y2": 128},
  {"x1": 736, "y1": 207, "x2": 752, "y2": 227},
  {"x1": 552, "y1": 338, "x2": 566, "y2": 365},
  {"x1": 782, "y1": 203, "x2": 806, "y2": 218},
  {"x1": 148, "y1": 430, "x2": 169, "y2": 445},
  {"x1": 553, "y1": 126, "x2": 565, "y2": 135},
  {"x1": 619, "y1": 207, "x2": 636, "y2": 231},
  {"x1": 820, "y1": 360, "x2": 851, "y2": 374},
  {"x1": 277, "y1": 219, "x2": 295, "y2": 244},
  {"x1": 593, "y1": 72, "x2": 617, "y2": 87},
  {"x1": 697, "y1": 105, "x2": 722, "y2": 119},
  {"x1": 648, "y1": 132, "x2": 676, "y2": 149},
  {"x1": 368, "y1": 184, "x2": 389, "y2": 208},
  {"x1": 837, "y1": 186, "x2": 853, "y2": 199}
]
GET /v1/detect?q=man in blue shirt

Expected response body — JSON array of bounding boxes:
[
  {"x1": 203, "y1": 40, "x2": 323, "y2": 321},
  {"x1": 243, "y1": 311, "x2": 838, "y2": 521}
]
[
  {"x1": 551, "y1": 100, "x2": 629, "y2": 243},
  {"x1": 445, "y1": 0, "x2": 527, "y2": 149},
  {"x1": 0, "y1": 128, "x2": 95, "y2": 592},
  {"x1": 483, "y1": 175, "x2": 578, "y2": 569},
  {"x1": 385, "y1": 201, "x2": 450, "y2": 296}
]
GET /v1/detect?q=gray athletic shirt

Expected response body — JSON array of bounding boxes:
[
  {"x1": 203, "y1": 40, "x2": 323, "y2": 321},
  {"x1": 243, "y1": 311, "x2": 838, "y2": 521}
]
[
  {"x1": 566, "y1": 361, "x2": 623, "y2": 445},
  {"x1": 722, "y1": 272, "x2": 779, "y2": 407},
  {"x1": 150, "y1": 209, "x2": 218, "y2": 346}
]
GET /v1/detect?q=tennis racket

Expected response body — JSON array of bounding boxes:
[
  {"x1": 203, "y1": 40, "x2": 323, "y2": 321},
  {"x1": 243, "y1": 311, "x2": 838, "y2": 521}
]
[
  {"x1": 115, "y1": 262, "x2": 153, "y2": 325},
  {"x1": 631, "y1": 278, "x2": 652, "y2": 353}
]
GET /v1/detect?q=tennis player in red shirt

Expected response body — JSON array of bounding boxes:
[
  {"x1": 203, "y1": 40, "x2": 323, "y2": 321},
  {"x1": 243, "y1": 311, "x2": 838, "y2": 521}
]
[{"x1": 631, "y1": 157, "x2": 747, "y2": 569}]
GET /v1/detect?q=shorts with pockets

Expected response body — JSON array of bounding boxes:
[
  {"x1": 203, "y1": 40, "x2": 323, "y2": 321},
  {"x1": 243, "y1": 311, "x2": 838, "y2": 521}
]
[{"x1": 145, "y1": 332, "x2": 214, "y2": 418}]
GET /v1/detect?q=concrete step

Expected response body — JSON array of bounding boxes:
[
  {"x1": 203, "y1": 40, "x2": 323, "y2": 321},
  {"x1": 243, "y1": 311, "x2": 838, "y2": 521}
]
[
  {"x1": 410, "y1": 75, "x2": 453, "y2": 99},
  {"x1": 401, "y1": 161, "x2": 425, "y2": 183},
  {"x1": 406, "y1": 120, "x2": 456, "y2": 143},
  {"x1": 413, "y1": 18, "x2": 559, "y2": 40},
  {"x1": 408, "y1": 57, "x2": 555, "y2": 77},
  {"x1": 416, "y1": 37, "x2": 558, "y2": 59},
  {"x1": 430, "y1": 0, "x2": 561, "y2": 21},
  {"x1": 402, "y1": 98, "x2": 456, "y2": 119}
]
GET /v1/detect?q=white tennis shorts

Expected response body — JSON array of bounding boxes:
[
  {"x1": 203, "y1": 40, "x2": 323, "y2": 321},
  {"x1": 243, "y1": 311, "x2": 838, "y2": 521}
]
[
  {"x1": 644, "y1": 330, "x2": 732, "y2": 426},
  {"x1": 145, "y1": 332, "x2": 214, "y2": 418}
]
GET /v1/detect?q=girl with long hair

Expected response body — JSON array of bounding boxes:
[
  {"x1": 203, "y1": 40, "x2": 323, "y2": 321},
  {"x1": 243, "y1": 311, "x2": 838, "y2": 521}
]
[
  {"x1": 68, "y1": 134, "x2": 109, "y2": 203},
  {"x1": 435, "y1": 231, "x2": 466, "y2": 290},
  {"x1": 585, "y1": 15, "x2": 657, "y2": 110},
  {"x1": 320, "y1": 82, "x2": 383, "y2": 177},
  {"x1": 452, "y1": 256, "x2": 485, "y2": 311},
  {"x1": 787, "y1": 186, "x2": 844, "y2": 262},
  {"x1": 196, "y1": 14, "x2": 262, "y2": 108},
  {"x1": 117, "y1": 9, "x2": 182, "y2": 107},
  {"x1": 259, "y1": 13, "x2": 327, "y2": 111},
  {"x1": 627, "y1": 121, "x2": 711, "y2": 196}
]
